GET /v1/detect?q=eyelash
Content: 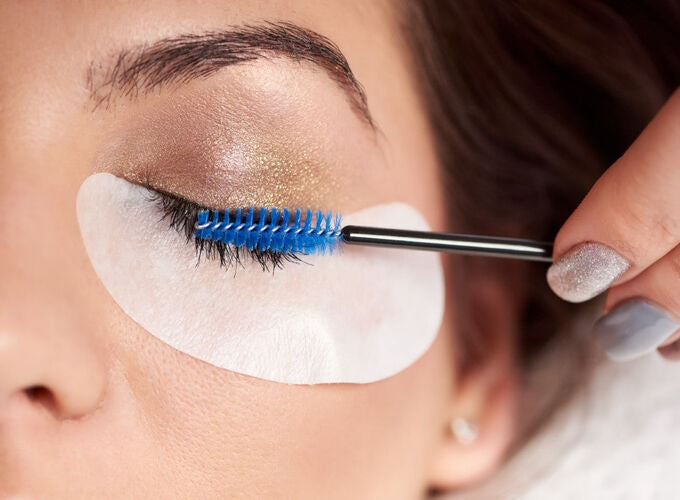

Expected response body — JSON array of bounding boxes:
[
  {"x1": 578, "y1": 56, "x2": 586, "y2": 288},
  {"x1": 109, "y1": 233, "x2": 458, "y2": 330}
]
[{"x1": 147, "y1": 188, "x2": 302, "y2": 272}]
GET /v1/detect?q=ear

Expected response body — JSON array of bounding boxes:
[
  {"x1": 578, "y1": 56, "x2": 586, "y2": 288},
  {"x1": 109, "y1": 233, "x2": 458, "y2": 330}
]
[{"x1": 428, "y1": 270, "x2": 519, "y2": 491}]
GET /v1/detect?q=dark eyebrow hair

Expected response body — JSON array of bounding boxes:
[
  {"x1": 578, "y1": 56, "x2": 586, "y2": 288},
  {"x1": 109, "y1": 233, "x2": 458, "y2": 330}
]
[{"x1": 86, "y1": 21, "x2": 373, "y2": 126}]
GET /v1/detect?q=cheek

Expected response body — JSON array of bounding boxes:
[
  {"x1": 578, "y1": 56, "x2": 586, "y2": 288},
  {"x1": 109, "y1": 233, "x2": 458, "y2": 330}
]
[
  {"x1": 122, "y1": 322, "x2": 455, "y2": 495},
  {"x1": 76, "y1": 173, "x2": 445, "y2": 384}
]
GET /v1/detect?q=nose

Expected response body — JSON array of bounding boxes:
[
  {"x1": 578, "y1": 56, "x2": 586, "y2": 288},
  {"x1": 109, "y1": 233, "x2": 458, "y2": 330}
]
[
  {"x1": 0, "y1": 257, "x2": 107, "y2": 419},
  {"x1": 0, "y1": 181, "x2": 106, "y2": 422},
  {"x1": 0, "y1": 298, "x2": 105, "y2": 420}
]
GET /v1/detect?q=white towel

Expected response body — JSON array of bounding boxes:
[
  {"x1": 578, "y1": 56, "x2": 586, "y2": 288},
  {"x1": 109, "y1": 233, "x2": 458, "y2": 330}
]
[{"x1": 441, "y1": 352, "x2": 680, "y2": 499}]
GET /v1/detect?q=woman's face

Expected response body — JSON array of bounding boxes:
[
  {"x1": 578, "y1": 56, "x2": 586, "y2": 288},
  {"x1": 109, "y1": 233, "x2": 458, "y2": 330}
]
[{"x1": 0, "y1": 1, "x2": 515, "y2": 497}]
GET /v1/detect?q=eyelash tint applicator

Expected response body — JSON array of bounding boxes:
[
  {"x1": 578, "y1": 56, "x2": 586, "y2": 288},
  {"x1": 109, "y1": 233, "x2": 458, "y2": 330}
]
[{"x1": 194, "y1": 207, "x2": 553, "y2": 262}]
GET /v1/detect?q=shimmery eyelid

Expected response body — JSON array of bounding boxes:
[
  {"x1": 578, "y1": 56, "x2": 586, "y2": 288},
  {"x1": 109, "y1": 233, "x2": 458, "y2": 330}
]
[
  {"x1": 118, "y1": 130, "x2": 345, "y2": 210},
  {"x1": 202, "y1": 133, "x2": 343, "y2": 207}
]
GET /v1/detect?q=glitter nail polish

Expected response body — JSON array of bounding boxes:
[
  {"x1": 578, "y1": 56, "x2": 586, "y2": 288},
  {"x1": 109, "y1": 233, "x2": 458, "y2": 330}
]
[{"x1": 546, "y1": 242, "x2": 630, "y2": 303}]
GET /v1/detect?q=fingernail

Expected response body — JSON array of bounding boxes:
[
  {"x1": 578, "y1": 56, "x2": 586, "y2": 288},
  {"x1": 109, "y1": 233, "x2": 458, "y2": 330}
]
[
  {"x1": 592, "y1": 299, "x2": 680, "y2": 362},
  {"x1": 546, "y1": 242, "x2": 629, "y2": 302}
]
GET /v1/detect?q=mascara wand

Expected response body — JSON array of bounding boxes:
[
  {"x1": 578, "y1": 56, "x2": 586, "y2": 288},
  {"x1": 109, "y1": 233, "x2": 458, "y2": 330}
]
[{"x1": 194, "y1": 207, "x2": 554, "y2": 263}]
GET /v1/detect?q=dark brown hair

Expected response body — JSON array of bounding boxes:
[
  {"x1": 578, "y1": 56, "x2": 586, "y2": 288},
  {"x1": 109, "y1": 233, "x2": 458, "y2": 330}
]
[{"x1": 400, "y1": 0, "x2": 680, "y2": 454}]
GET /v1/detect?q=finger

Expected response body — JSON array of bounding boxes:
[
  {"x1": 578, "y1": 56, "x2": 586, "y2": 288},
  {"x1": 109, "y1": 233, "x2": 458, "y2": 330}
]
[
  {"x1": 591, "y1": 242, "x2": 680, "y2": 361},
  {"x1": 547, "y1": 88, "x2": 680, "y2": 302}
]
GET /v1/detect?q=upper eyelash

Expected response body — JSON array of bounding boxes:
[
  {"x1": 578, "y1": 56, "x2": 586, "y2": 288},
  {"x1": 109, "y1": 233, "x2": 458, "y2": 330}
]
[{"x1": 146, "y1": 188, "x2": 304, "y2": 272}]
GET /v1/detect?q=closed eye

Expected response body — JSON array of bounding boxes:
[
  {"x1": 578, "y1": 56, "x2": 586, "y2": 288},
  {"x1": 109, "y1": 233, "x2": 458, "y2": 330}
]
[{"x1": 146, "y1": 187, "x2": 304, "y2": 272}]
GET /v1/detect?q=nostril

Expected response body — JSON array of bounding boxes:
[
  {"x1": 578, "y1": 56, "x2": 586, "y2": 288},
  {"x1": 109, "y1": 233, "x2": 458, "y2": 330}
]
[{"x1": 24, "y1": 385, "x2": 58, "y2": 415}]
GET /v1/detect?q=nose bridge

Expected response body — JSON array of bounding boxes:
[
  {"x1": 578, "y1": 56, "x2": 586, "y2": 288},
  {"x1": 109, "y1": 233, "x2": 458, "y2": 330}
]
[
  {"x1": 0, "y1": 3, "x2": 108, "y2": 422},
  {"x1": 0, "y1": 158, "x2": 84, "y2": 317},
  {"x1": 0, "y1": 127, "x2": 107, "y2": 421}
]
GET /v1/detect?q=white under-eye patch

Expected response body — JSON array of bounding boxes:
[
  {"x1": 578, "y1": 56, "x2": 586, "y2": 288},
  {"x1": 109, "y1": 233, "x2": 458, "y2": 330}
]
[{"x1": 76, "y1": 173, "x2": 445, "y2": 384}]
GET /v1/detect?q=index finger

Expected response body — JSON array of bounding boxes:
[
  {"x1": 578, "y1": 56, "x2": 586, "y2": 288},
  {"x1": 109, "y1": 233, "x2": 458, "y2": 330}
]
[{"x1": 547, "y1": 88, "x2": 680, "y2": 302}]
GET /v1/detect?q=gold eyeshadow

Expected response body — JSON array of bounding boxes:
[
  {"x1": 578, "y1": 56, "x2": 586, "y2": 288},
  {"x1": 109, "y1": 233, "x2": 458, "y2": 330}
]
[
  {"x1": 189, "y1": 128, "x2": 345, "y2": 209},
  {"x1": 100, "y1": 126, "x2": 349, "y2": 211}
]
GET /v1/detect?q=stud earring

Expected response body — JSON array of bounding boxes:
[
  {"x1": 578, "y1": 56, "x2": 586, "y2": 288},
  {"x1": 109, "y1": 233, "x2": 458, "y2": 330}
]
[{"x1": 450, "y1": 417, "x2": 479, "y2": 445}]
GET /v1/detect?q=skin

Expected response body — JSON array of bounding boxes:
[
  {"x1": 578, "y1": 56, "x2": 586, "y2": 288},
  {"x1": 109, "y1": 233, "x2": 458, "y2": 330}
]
[{"x1": 0, "y1": 1, "x2": 518, "y2": 498}]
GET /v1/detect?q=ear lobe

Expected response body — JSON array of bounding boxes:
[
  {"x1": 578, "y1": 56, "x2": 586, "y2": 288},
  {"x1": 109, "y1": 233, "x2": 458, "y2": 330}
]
[
  {"x1": 428, "y1": 273, "x2": 519, "y2": 490},
  {"x1": 428, "y1": 370, "x2": 517, "y2": 490}
]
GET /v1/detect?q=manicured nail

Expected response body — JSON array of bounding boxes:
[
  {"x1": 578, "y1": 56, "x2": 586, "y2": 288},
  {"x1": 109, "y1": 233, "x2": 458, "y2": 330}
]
[
  {"x1": 592, "y1": 299, "x2": 680, "y2": 362},
  {"x1": 546, "y1": 242, "x2": 629, "y2": 302}
]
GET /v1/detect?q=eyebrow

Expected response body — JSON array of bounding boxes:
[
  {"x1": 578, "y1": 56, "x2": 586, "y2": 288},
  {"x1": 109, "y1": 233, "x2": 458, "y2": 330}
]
[{"x1": 86, "y1": 21, "x2": 373, "y2": 126}]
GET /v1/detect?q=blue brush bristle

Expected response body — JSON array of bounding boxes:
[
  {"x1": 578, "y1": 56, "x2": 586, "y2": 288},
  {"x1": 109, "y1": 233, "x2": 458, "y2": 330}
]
[{"x1": 194, "y1": 207, "x2": 343, "y2": 255}]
